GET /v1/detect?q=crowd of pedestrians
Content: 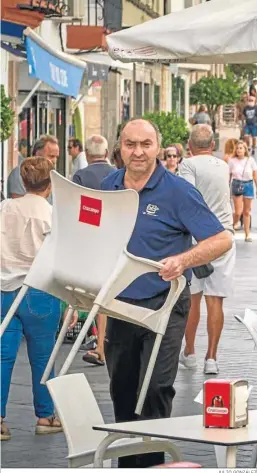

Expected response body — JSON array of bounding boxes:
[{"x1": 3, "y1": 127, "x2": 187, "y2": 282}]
[{"x1": 0, "y1": 107, "x2": 255, "y2": 468}]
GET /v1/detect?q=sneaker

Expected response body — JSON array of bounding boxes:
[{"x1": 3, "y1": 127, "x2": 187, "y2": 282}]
[
  {"x1": 204, "y1": 359, "x2": 219, "y2": 375},
  {"x1": 179, "y1": 350, "x2": 197, "y2": 369}
]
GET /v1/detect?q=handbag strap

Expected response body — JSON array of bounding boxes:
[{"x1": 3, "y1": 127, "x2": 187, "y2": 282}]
[{"x1": 241, "y1": 157, "x2": 249, "y2": 180}]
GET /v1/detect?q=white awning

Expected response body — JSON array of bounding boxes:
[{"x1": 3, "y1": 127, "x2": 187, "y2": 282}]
[{"x1": 106, "y1": 0, "x2": 257, "y2": 64}]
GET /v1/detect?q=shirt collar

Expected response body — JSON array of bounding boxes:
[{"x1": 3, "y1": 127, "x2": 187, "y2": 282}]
[{"x1": 114, "y1": 160, "x2": 166, "y2": 190}]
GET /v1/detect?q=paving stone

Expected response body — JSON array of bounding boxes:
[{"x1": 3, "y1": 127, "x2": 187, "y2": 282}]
[{"x1": 1, "y1": 225, "x2": 257, "y2": 468}]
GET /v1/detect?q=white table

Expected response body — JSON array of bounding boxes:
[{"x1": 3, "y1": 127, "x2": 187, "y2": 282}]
[{"x1": 93, "y1": 410, "x2": 257, "y2": 468}]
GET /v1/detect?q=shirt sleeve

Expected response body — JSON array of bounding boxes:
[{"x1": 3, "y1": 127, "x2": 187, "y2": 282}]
[
  {"x1": 250, "y1": 157, "x2": 257, "y2": 171},
  {"x1": 179, "y1": 160, "x2": 196, "y2": 186},
  {"x1": 178, "y1": 185, "x2": 225, "y2": 242}
]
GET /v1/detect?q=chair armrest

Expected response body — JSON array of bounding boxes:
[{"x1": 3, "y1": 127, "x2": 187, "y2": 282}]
[
  {"x1": 96, "y1": 250, "x2": 166, "y2": 307},
  {"x1": 124, "y1": 248, "x2": 164, "y2": 271}
]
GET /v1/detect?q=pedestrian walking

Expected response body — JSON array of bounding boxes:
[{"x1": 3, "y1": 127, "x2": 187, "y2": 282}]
[
  {"x1": 229, "y1": 140, "x2": 257, "y2": 242},
  {"x1": 7, "y1": 135, "x2": 59, "y2": 201},
  {"x1": 190, "y1": 105, "x2": 211, "y2": 126},
  {"x1": 73, "y1": 135, "x2": 115, "y2": 365},
  {"x1": 1, "y1": 157, "x2": 77, "y2": 441},
  {"x1": 67, "y1": 138, "x2": 87, "y2": 178},
  {"x1": 223, "y1": 138, "x2": 238, "y2": 163},
  {"x1": 179, "y1": 124, "x2": 235, "y2": 375},
  {"x1": 101, "y1": 118, "x2": 232, "y2": 468},
  {"x1": 242, "y1": 95, "x2": 257, "y2": 156},
  {"x1": 164, "y1": 145, "x2": 180, "y2": 174}
]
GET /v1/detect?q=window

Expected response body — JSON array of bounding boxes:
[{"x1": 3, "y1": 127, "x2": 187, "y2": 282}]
[
  {"x1": 144, "y1": 84, "x2": 150, "y2": 113},
  {"x1": 154, "y1": 85, "x2": 160, "y2": 112},
  {"x1": 136, "y1": 82, "x2": 142, "y2": 117}
]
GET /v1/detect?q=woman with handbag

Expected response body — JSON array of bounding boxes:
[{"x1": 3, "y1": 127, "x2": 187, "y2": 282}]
[{"x1": 229, "y1": 141, "x2": 257, "y2": 242}]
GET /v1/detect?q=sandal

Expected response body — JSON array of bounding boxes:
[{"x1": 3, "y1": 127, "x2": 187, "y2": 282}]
[
  {"x1": 245, "y1": 236, "x2": 253, "y2": 242},
  {"x1": 82, "y1": 350, "x2": 105, "y2": 366},
  {"x1": 35, "y1": 416, "x2": 63, "y2": 435},
  {"x1": 1, "y1": 419, "x2": 11, "y2": 441}
]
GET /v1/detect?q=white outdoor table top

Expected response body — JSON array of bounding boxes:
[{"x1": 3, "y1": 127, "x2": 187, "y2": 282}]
[{"x1": 93, "y1": 410, "x2": 257, "y2": 447}]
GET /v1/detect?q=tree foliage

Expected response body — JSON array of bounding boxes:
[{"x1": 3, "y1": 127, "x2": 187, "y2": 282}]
[
  {"x1": 142, "y1": 111, "x2": 189, "y2": 147},
  {"x1": 0, "y1": 85, "x2": 15, "y2": 142},
  {"x1": 228, "y1": 64, "x2": 257, "y2": 84},
  {"x1": 190, "y1": 73, "x2": 243, "y2": 122}
]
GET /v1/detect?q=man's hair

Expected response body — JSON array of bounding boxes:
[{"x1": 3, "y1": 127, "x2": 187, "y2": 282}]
[
  {"x1": 69, "y1": 138, "x2": 83, "y2": 152},
  {"x1": 190, "y1": 124, "x2": 214, "y2": 149},
  {"x1": 32, "y1": 135, "x2": 58, "y2": 156},
  {"x1": 20, "y1": 157, "x2": 54, "y2": 192},
  {"x1": 119, "y1": 118, "x2": 162, "y2": 146},
  {"x1": 85, "y1": 135, "x2": 108, "y2": 157}
]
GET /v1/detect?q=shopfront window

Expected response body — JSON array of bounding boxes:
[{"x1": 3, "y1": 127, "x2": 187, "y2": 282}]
[{"x1": 18, "y1": 92, "x2": 66, "y2": 175}]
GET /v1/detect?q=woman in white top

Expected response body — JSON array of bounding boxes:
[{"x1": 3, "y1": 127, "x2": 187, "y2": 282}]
[
  {"x1": 1, "y1": 157, "x2": 77, "y2": 440},
  {"x1": 229, "y1": 141, "x2": 257, "y2": 241}
]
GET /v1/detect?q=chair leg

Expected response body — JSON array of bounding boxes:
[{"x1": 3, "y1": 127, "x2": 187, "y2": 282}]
[
  {"x1": 58, "y1": 303, "x2": 100, "y2": 376},
  {"x1": 135, "y1": 332, "x2": 163, "y2": 415},
  {"x1": 41, "y1": 307, "x2": 75, "y2": 385},
  {"x1": 0, "y1": 285, "x2": 28, "y2": 338}
]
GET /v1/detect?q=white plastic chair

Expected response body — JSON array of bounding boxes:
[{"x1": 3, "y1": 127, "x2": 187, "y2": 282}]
[
  {"x1": 234, "y1": 308, "x2": 257, "y2": 348},
  {"x1": 46, "y1": 373, "x2": 182, "y2": 468},
  {"x1": 0, "y1": 170, "x2": 186, "y2": 415},
  {"x1": 234, "y1": 308, "x2": 257, "y2": 468}
]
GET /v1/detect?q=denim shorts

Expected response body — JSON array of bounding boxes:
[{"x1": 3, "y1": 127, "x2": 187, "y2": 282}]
[
  {"x1": 244, "y1": 124, "x2": 257, "y2": 137},
  {"x1": 232, "y1": 179, "x2": 254, "y2": 198}
]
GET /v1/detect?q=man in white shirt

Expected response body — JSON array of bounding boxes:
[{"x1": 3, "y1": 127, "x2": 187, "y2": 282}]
[
  {"x1": 68, "y1": 138, "x2": 88, "y2": 178},
  {"x1": 179, "y1": 124, "x2": 236, "y2": 375}
]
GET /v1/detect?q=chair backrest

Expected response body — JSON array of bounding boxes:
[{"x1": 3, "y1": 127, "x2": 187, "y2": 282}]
[
  {"x1": 235, "y1": 308, "x2": 257, "y2": 347},
  {"x1": 50, "y1": 171, "x2": 139, "y2": 295},
  {"x1": 46, "y1": 373, "x2": 107, "y2": 456}
]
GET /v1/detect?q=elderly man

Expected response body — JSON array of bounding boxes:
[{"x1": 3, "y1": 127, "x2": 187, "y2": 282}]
[
  {"x1": 73, "y1": 135, "x2": 114, "y2": 187},
  {"x1": 67, "y1": 138, "x2": 87, "y2": 178},
  {"x1": 7, "y1": 135, "x2": 59, "y2": 199},
  {"x1": 179, "y1": 124, "x2": 235, "y2": 375},
  {"x1": 73, "y1": 135, "x2": 115, "y2": 365},
  {"x1": 101, "y1": 118, "x2": 232, "y2": 468}
]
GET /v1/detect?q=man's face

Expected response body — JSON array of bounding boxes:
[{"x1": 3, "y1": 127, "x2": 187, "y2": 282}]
[
  {"x1": 248, "y1": 96, "x2": 256, "y2": 107},
  {"x1": 67, "y1": 142, "x2": 79, "y2": 158},
  {"x1": 120, "y1": 120, "x2": 159, "y2": 174},
  {"x1": 43, "y1": 142, "x2": 59, "y2": 165}
]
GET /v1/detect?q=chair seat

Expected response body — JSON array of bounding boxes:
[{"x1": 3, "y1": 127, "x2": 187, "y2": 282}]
[{"x1": 154, "y1": 461, "x2": 202, "y2": 468}]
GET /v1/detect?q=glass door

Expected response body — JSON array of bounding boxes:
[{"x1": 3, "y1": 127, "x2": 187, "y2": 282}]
[{"x1": 18, "y1": 92, "x2": 66, "y2": 175}]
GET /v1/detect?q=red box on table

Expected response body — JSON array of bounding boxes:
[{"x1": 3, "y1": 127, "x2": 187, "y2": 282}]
[{"x1": 204, "y1": 379, "x2": 248, "y2": 428}]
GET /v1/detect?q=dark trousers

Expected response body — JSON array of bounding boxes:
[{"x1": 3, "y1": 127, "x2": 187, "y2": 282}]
[{"x1": 105, "y1": 286, "x2": 191, "y2": 468}]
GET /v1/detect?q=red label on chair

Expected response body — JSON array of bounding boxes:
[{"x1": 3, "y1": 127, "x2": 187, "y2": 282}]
[{"x1": 79, "y1": 195, "x2": 102, "y2": 226}]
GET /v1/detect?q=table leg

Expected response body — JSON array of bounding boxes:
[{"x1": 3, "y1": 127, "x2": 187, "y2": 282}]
[
  {"x1": 93, "y1": 432, "x2": 130, "y2": 468},
  {"x1": 214, "y1": 445, "x2": 237, "y2": 468}
]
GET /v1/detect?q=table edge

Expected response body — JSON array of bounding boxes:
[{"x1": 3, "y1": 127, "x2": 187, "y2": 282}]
[{"x1": 93, "y1": 426, "x2": 257, "y2": 447}]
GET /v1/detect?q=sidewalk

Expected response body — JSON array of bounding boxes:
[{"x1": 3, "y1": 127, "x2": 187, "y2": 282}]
[{"x1": 2, "y1": 221, "x2": 257, "y2": 468}]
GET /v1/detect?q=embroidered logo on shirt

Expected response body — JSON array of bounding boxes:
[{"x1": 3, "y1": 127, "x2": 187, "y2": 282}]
[
  {"x1": 79, "y1": 195, "x2": 102, "y2": 226},
  {"x1": 143, "y1": 204, "x2": 159, "y2": 216}
]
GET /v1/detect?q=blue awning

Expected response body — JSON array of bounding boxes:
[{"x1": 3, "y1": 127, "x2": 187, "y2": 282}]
[
  {"x1": 24, "y1": 28, "x2": 87, "y2": 98},
  {"x1": 1, "y1": 21, "x2": 26, "y2": 43}
]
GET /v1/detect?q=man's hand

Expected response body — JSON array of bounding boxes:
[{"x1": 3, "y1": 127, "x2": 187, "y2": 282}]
[
  {"x1": 159, "y1": 255, "x2": 185, "y2": 281},
  {"x1": 158, "y1": 230, "x2": 232, "y2": 282}
]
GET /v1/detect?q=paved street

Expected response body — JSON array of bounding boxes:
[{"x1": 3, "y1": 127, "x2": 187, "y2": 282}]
[{"x1": 2, "y1": 203, "x2": 257, "y2": 469}]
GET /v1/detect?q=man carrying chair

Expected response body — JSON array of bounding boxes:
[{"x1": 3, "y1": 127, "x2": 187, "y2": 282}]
[{"x1": 101, "y1": 119, "x2": 232, "y2": 468}]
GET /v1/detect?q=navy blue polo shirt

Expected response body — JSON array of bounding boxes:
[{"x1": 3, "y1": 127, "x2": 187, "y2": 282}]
[{"x1": 101, "y1": 161, "x2": 224, "y2": 300}]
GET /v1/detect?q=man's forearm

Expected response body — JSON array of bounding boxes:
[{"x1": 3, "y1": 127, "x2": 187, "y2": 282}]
[{"x1": 179, "y1": 230, "x2": 232, "y2": 270}]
